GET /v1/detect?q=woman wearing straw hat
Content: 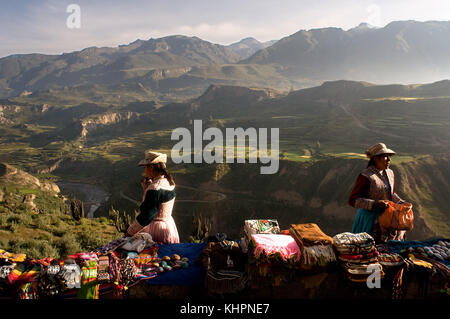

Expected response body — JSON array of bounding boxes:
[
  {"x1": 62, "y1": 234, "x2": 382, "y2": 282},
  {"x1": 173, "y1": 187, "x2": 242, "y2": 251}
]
[
  {"x1": 348, "y1": 143, "x2": 410, "y2": 243},
  {"x1": 125, "y1": 151, "x2": 180, "y2": 243}
]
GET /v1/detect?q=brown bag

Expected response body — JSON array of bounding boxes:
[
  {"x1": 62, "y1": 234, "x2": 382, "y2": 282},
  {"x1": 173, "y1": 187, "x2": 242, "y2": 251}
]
[{"x1": 378, "y1": 201, "x2": 414, "y2": 231}]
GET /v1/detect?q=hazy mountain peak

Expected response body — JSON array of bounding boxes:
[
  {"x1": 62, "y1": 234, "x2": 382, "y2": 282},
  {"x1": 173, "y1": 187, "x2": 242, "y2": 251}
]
[
  {"x1": 348, "y1": 22, "x2": 379, "y2": 32},
  {"x1": 239, "y1": 37, "x2": 261, "y2": 45},
  {"x1": 227, "y1": 37, "x2": 277, "y2": 59}
]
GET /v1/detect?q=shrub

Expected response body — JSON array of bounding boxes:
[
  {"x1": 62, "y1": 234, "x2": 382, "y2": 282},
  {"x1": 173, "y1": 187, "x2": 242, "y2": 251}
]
[
  {"x1": 15, "y1": 213, "x2": 33, "y2": 227},
  {"x1": 77, "y1": 231, "x2": 105, "y2": 252},
  {"x1": 56, "y1": 232, "x2": 82, "y2": 257},
  {"x1": 0, "y1": 238, "x2": 9, "y2": 249},
  {"x1": 99, "y1": 216, "x2": 109, "y2": 224},
  {"x1": 25, "y1": 240, "x2": 59, "y2": 259},
  {"x1": 8, "y1": 221, "x2": 18, "y2": 233},
  {"x1": 3, "y1": 237, "x2": 59, "y2": 259},
  {"x1": 52, "y1": 228, "x2": 67, "y2": 237},
  {"x1": 0, "y1": 214, "x2": 8, "y2": 227},
  {"x1": 35, "y1": 215, "x2": 51, "y2": 230},
  {"x1": 7, "y1": 215, "x2": 21, "y2": 224}
]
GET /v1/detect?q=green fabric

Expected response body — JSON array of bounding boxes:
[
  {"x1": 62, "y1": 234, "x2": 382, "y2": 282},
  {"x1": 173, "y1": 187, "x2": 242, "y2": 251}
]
[
  {"x1": 76, "y1": 260, "x2": 99, "y2": 299},
  {"x1": 76, "y1": 281, "x2": 98, "y2": 299},
  {"x1": 352, "y1": 207, "x2": 383, "y2": 234},
  {"x1": 137, "y1": 189, "x2": 176, "y2": 226}
]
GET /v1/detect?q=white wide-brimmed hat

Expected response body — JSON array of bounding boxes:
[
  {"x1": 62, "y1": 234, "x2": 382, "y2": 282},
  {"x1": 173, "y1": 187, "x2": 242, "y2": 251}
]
[
  {"x1": 365, "y1": 143, "x2": 396, "y2": 158},
  {"x1": 138, "y1": 151, "x2": 167, "y2": 166}
]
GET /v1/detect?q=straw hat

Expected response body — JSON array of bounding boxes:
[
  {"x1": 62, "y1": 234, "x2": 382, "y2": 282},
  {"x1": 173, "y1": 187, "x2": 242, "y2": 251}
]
[
  {"x1": 138, "y1": 151, "x2": 167, "y2": 166},
  {"x1": 365, "y1": 143, "x2": 396, "y2": 158}
]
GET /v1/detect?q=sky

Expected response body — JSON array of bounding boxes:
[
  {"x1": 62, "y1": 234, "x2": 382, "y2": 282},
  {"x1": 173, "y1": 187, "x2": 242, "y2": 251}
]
[{"x1": 1, "y1": 0, "x2": 450, "y2": 58}]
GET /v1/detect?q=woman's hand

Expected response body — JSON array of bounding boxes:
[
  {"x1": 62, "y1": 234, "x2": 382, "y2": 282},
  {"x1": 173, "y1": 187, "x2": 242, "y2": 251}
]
[
  {"x1": 141, "y1": 177, "x2": 151, "y2": 191},
  {"x1": 373, "y1": 200, "x2": 389, "y2": 211}
]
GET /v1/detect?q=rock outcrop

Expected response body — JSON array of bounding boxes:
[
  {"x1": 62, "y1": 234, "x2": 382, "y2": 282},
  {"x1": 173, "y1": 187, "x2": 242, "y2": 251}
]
[
  {"x1": 0, "y1": 163, "x2": 60, "y2": 194},
  {"x1": 80, "y1": 112, "x2": 141, "y2": 138}
]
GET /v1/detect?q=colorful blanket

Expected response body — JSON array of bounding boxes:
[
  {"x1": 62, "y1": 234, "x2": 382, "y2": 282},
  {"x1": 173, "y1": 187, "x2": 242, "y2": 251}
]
[
  {"x1": 251, "y1": 234, "x2": 301, "y2": 261},
  {"x1": 338, "y1": 250, "x2": 379, "y2": 263},
  {"x1": 333, "y1": 232, "x2": 375, "y2": 248},
  {"x1": 244, "y1": 219, "x2": 280, "y2": 240}
]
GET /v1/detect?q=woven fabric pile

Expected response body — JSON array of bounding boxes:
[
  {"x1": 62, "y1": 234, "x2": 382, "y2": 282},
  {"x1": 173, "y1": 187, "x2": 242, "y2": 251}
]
[
  {"x1": 382, "y1": 239, "x2": 450, "y2": 267},
  {"x1": 289, "y1": 223, "x2": 336, "y2": 270},
  {"x1": 0, "y1": 233, "x2": 192, "y2": 299},
  {"x1": 196, "y1": 235, "x2": 247, "y2": 295},
  {"x1": 332, "y1": 232, "x2": 384, "y2": 283},
  {"x1": 380, "y1": 239, "x2": 450, "y2": 281},
  {"x1": 243, "y1": 219, "x2": 281, "y2": 252},
  {"x1": 247, "y1": 232, "x2": 301, "y2": 288}
]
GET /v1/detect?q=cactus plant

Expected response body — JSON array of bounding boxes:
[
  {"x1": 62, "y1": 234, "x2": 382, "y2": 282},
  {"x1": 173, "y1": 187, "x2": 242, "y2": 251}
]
[
  {"x1": 70, "y1": 197, "x2": 84, "y2": 221},
  {"x1": 109, "y1": 206, "x2": 133, "y2": 234},
  {"x1": 188, "y1": 213, "x2": 212, "y2": 243}
]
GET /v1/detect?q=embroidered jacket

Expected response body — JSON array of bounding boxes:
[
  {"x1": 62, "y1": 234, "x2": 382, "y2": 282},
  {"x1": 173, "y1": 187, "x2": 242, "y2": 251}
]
[{"x1": 348, "y1": 166, "x2": 403, "y2": 210}]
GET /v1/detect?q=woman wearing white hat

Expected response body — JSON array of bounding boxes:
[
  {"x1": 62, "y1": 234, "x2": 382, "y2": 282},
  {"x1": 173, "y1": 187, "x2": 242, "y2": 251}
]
[
  {"x1": 125, "y1": 151, "x2": 180, "y2": 243},
  {"x1": 348, "y1": 143, "x2": 410, "y2": 243}
]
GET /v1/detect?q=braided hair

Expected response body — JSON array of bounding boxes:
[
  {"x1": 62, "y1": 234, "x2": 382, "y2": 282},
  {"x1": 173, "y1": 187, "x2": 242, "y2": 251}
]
[{"x1": 151, "y1": 162, "x2": 175, "y2": 186}]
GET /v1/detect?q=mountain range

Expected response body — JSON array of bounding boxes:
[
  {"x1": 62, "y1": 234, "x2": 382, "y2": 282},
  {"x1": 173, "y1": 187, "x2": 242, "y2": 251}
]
[
  {"x1": 243, "y1": 20, "x2": 450, "y2": 84},
  {"x1": 1, "y1": 20, "x2": 450, "y2": 103}
]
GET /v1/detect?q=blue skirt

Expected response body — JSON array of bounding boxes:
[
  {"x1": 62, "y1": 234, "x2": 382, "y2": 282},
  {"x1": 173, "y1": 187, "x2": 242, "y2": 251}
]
[{"x1": 352, "y1": 208, "x2": 382, "y2": 234}]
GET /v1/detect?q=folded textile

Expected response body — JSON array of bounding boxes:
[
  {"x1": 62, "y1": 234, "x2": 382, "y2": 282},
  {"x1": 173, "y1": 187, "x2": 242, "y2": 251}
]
[
  {"x1": 8, "y1": 262, "x2": 41, "y2": 286},
  {"x1": 336, "y1": 244, "x2": 376, "y2": 255},
  {"x1": 290, "y1": 223, "x2": 333, "y2": 246},
  {"x1": 244, "y1": 220, "x2": 280, "y2": 244},
  {"x1": 338, "y1": 250, "x2": 379, "y2": 262},
  {"x1": 333, "y1": 232, "x2": 383, "y2": 283},
  {"x1": 377, "y1": 253, "x2": 405, "y2": 267},
  {"x1": 68, "y1": 252, "x2": 99, "y2": 262},
  {"x1": 119, "y1": 233, "x2": 155, "y2": 253},
  {"x1": 301, "y1": 244, "x2": 336, "y2": 267},
  {"x1": 0, "y1": 250, "x2": 27, "y2": 263},
  {"x1": 251, "y1": 234, "x2": 301, "y2": 261},
  {"x1": 96, "y1": 255, "x2": 110, "y2": 284},
  {"x1": 407, "y1": 254, "x2": 433, "y2": 269},
  {"x1": 333, "y1": 232, "x2": 375, "y2": 248},
  {"x1": 95, "y1": 238, "x2": 126, "y2": 254},
  {"x1": 339, "y1": 256, "x2": 378, "y2": 264}
]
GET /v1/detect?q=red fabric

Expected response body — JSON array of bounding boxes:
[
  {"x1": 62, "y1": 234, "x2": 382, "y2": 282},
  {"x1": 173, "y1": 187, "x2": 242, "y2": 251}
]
[
  {"x1": 348, "y1": 174, "x2": 370, "y2": 207},
  {"x1": 339, "y1": 250, "x2": 379, "y2": 260}
]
